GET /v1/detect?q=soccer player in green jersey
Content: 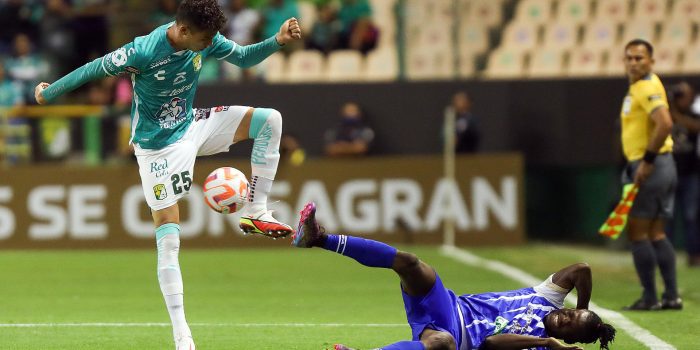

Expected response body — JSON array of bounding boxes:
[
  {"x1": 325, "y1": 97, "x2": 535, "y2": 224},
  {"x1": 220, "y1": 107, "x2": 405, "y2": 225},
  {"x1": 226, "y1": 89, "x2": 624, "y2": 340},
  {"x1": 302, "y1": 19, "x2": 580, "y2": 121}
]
[{"x1": 34, "y1": 1, "x2": 301, "y2": 348}]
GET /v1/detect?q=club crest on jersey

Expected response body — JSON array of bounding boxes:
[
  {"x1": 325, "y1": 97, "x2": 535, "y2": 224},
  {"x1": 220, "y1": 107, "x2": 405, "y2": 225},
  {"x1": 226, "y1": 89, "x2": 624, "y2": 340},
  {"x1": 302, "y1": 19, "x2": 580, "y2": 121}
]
[
  {"x1": 193, "y1": 53, "x2": 202, "y2": 72},
  {"x1": 153, "y1": 184, "x2": 168, "y2": 200},
  {"x1": 492, "y1": 316, "x2": 509, "y2": 335},
  {"x1": 156, "y1": 97, "x2": 187, "y2": 129}
]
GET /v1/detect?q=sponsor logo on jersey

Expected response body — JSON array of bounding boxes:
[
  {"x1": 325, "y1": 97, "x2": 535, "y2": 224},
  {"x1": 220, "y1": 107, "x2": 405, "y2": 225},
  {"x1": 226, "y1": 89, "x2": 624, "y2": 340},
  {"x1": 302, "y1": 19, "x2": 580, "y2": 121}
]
[
  {"x1": 150, "y1": 158, "x2": 169, "y2": 177},
  {"x1": 622, "y1": 95, "x2": 632, "y2": 115},
  {"x1": 214, "y1": 106, "x2": 229, "y2": 112},
  {"x1": 193, "y1": 53, "x2": 202, "y2": 72},
  {"x1": 124, "y1": 66, "x2": 140, "y2": 74},
  {"x1": 161, "y1": 81, "x2": 195, "y2": 97},
  {"x1": 149, "y1": 56, "x2": 172, "y2": 69},
  {"x1": 153, "y1": 184, "x2": 168, "y2": 200},
  {"x1": 648, "y1": 94, "x2": 662, "y2": 102},
  {"x1": 156, "y1": 97, "x2": 187, "y2": 129},
  {"x1": 194, "y1": 108, "x2": 211, "y2": 121}
]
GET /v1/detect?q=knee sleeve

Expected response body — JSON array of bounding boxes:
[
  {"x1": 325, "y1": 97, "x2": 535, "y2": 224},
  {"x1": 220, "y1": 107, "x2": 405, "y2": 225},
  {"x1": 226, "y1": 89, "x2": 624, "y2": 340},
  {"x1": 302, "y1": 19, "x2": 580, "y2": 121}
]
[{"x1": 156, "y1": 223, "x2": 183, "y2": 296}]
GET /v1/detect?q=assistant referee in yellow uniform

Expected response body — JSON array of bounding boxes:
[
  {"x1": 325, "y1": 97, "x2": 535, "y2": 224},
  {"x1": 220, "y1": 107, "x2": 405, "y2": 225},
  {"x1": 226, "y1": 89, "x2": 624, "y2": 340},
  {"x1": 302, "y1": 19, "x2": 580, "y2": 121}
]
[{"x1": 619, "y1": 39, "x2": 682, "y2": 311}]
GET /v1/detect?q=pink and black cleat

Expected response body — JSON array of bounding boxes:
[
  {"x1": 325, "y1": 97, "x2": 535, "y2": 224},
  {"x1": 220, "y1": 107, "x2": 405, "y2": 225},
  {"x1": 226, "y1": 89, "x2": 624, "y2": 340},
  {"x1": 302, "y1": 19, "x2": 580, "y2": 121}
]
[{"x1": 291, "y1": 202, "x2": 323, "y2": 248}]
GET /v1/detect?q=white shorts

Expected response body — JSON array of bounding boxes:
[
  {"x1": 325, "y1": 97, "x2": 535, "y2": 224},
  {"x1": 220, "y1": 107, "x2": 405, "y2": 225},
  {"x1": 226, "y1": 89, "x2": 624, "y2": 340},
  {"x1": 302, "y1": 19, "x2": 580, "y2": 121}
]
[{"x1": 135, "y1": 105, "x2": 250, "y2": 211}]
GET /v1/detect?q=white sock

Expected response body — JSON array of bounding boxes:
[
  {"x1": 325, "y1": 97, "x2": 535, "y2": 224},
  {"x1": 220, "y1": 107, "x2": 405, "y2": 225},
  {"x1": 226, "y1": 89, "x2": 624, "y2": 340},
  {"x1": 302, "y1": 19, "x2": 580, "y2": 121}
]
[
  {"x1": 156, "y1": 224, "x2": 191, "y2": 339},
  {"x1": 247, "y1": 175, "x2": 273, "y2": 213},
  {"x1": 247, "y1": 108, "x2": 282, "y2": 214}
]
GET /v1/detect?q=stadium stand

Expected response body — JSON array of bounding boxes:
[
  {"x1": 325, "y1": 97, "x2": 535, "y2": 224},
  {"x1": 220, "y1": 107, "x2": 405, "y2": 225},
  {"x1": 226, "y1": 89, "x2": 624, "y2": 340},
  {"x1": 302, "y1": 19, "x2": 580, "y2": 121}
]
[
  {"x1": 653, "y1": 45, "x2": 682, "y2": 75},
  {"x1": 621, "y1": 20, "x2": 657, "y2": 43},
  {"x1": 632, "y1": 0, "x2": 668, "y2": 24},
  {"x1": 658, "y1": 20, "x2": 694, "y2": 49},
  {"x1": 514, "y1": 0, "x2": 553, "y2": 25},
  {"x1": 582, "y1": 20, "x2": 619, "y2": 50},
  {"x1": 596, "y1": 0, "x2": 631, "y2": 23},
  {"x1": 681, "y1": 46, "x2": 700, "y2": 73},
  {"x1": 500, "y1": 21, "x2": 540, "y2": 53},
  {"x1": 484, "y1": 48, "x2": 525, "y2": 78},
  {"x1": 260, "y1": 53, "x2": 287, "y2": 83}
]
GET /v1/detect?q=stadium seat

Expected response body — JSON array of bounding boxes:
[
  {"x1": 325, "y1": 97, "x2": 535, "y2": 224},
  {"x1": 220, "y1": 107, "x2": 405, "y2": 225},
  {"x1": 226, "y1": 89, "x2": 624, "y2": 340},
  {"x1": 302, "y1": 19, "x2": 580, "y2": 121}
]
[
  {"x1": 373, "y1": 0, "x2": 397, "y2": 49},
  {"x1": 286, "y1": 50, "x2": 325, "y2": 83},
  {"x1": 542, "y1": 21, "x2": 579, "y2": 50},
  {"x1": 681, "y1": 46, "x2": 700, "y2": 73},
  {"x1": 406, "y1": 49, "x2": 454, "y2": 81},
  {"x1": 566, "y1": 47, "x2": 603, "y2": 77},
  {"x1": 458, "y1": 23, "x2": 489, "y2": 55},
  {"x1": 670, "y1": 0, "x2": 700, "y2": 21},
  {"x1": 528, "y1": 48, "x2": 566, "y2": 77},
  {"x1": 515, "y1": 0, "x2": 553, "y2": 25},
  {"x1": 260, "y1": 53, "x2": 287, "y2": 83},
  {"x1": 297, "y1": 1, "x2": 317, "y2": 34},
  {"x1": 484, "y1": 48, "x2": 525, "y2": 78},
  {"x1": 653, "y1": 45, "x2": 681, "y2": 75},
  {"x1": 621, "y1": 21, "x2": 656, "y2": 43},
  {"x1": 500, "y1": 21, "x2": 540, "y2": 52},
  {"x1": 658, "y1": 20, "x2": 693, "y2": 49},
  {"x1": 458, "y1": 52, "x2": 476, "y2": 78},
  {"x1": 632, "y1": 0, "x2": 669, "y2": 23},
  {"x1": 419, "y1": 23, "x2": 452, "y2": 50},
  {"x1": 581, "y1": 20, "x2": 618, "y2": 49},
  {"x1": 595, "y1": 0, "x2": 631, "y2": 23},
  {"x1": 603, "y1": 47, "x2": 626, "y2": 76},
  {"x1": 326, "y1": 50, "x2": 364, "y2": 82},
  {"x1": 364, "y1": 48, "x2": 398, "y2": 81},
  {"x1": 556, "y1": 0, "x2": 591, "y2": 25},
  {"x1": 467, "y1": 0, "x2": 503, "y2": 28}
]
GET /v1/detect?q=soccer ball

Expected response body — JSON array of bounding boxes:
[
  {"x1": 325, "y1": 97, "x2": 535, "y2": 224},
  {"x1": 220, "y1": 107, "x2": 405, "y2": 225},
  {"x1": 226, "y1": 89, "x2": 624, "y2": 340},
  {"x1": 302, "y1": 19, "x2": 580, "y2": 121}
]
[{"x1": 203, "y1": 167, "x2": 249, "y2": 214}]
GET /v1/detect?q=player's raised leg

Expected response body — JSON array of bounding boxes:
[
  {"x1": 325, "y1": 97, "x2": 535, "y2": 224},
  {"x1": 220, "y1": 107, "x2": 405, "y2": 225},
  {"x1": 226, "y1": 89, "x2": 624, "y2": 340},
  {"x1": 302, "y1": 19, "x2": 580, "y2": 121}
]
[
  {"x1": 237, "y1": 107, "x2": 293, "y2": 238},
  {"x1": 292, "y1": 202, "x2": 436, "y2": 295},
  {"x1": 153, "y1": 206, "x2": 194, "y2": 350}
]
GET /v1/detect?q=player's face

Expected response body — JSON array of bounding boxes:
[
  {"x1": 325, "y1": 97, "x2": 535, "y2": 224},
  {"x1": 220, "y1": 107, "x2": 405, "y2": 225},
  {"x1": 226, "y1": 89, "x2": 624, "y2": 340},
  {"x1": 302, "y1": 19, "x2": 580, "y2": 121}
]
[
  {"x1": 184, "y1": 27, "x2": 216, "y2": 52},
  {"x1": 624, "y1": 45, "x2": 654, "y2": 82},
  {"x1": 544, "y1": 308, "x2": 595, "y2": 343}
]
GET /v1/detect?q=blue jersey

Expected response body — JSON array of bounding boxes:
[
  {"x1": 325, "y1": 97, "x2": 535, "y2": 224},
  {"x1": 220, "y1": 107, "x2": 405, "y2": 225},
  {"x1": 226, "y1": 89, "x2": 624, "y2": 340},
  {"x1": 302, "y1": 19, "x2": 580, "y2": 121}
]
[
  {"x1": 401, "y1": 274, "x2": 568, "y2": 350},
  {"x1": 457, "y1": 275, "x2": 567, "y2": 350},
  {"x1": 42, "y1": 22, "x2": 282, "y2": 149}
]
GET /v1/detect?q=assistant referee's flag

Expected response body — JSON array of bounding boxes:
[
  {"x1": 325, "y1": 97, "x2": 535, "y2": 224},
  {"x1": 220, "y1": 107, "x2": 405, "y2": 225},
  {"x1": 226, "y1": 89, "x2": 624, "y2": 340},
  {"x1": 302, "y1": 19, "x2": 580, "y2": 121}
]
[{"x1": 599, "y1": 184, "x2": 639, "y2": 240}]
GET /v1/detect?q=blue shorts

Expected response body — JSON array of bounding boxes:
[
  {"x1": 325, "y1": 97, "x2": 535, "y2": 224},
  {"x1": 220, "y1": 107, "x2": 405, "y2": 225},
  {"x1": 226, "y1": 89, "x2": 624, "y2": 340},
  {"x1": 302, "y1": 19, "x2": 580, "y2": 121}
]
[{"x1": 401, "y1": 273, "x2": 462, "y2": 345}]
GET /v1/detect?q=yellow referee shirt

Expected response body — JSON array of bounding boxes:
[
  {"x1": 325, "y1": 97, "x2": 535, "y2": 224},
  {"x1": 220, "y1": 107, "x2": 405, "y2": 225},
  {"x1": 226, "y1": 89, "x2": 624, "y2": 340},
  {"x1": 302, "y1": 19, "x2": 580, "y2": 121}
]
[{"x1": 620, "y1": 73, "x2": 673, "y2": 161}]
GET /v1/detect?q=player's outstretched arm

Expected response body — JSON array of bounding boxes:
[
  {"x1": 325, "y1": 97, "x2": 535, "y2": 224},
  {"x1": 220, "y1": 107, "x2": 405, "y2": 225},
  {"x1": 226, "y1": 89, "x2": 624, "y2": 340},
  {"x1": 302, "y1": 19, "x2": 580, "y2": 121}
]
[
  {"x1": 35, "y1": 42, "x2": 141, "y2": 105},
  {"x1": 479, "y1": 334, "x2": 582, "y2": 350},
  {"x1": 218, "y1": 18, "x2": 302, "y2": 68},
  {"x1": 551, "y1": 263, "x2": 592, "y2": 309}
]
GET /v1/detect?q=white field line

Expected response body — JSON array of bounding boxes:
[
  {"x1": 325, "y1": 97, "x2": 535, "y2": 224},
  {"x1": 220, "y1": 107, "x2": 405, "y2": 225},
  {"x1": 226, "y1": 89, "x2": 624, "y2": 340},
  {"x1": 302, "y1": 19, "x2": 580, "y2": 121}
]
[
  {"x1": 0, "y1": 323, "x2": 406, "y2": 328},
  {"x1": 440, "y1": 245, "x2": 676, "y2": 350}
]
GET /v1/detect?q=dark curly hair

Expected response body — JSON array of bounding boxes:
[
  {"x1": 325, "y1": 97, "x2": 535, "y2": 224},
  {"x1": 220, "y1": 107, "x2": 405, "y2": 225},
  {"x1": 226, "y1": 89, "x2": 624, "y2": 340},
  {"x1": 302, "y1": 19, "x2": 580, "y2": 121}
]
[
  {"x1": 581, "y1": 312, "x2": 617, "y2": 350},
  {"x1": 176, "y1": 0, "x2": 226, "y2": 34}
]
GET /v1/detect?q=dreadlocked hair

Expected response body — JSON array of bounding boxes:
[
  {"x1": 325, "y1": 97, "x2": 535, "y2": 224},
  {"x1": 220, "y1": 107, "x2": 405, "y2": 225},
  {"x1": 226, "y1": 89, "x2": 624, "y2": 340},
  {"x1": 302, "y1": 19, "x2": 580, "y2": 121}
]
[
  {"x1": 596, "y1": 323, "x2": 617, "y2": 350},
  {"x1": 176, "y1": 0, "x2": 226, "y2": 34},
  {"x1": 580, "y1": 312, "x2": 616, "y2": 349}
]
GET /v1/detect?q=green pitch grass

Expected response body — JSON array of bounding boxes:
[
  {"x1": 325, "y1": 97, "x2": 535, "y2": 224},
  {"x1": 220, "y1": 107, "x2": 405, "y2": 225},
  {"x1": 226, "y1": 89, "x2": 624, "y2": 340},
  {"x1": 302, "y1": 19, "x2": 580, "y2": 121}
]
[{"x1": 0, "y1": 244, "x2": 696, "y2": 349}]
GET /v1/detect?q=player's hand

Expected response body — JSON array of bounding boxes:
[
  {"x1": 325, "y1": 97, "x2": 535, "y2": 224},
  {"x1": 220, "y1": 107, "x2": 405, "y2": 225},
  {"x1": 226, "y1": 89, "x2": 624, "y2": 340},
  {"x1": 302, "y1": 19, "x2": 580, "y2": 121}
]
[
  {"x1": 634, "y1": 161, "x2": 654, "y2": 185},
  {"x1": 547, "y1": 338, "x2": 583, "y2": 350},
  {"x1": 35, "y1": 82, "x2": 50, "y2": 105},
  {"x1": 276, "y1": 17, "x2": 302, "y2": 45}
]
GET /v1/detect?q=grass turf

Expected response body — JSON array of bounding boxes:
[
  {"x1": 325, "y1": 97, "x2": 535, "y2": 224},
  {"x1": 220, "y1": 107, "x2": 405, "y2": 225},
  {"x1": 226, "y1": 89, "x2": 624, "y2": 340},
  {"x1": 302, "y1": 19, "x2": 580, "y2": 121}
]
[{"x1": 0, "y1": 244, "x2": 695, "y2": 349}]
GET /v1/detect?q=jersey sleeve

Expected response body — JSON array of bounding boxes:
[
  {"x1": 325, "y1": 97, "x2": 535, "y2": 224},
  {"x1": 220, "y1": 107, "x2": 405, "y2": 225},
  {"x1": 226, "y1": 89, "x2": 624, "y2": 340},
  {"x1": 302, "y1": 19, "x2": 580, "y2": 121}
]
[
  {"x1": 42, "y1": 41, "x2": 144, "y2": 103},
  {"x1": 208, "y1": 32, "x2": 282, "y2": 68},
  {"x1": 532, "y1": 274, "x2": 568, "y2": 308},
  {"x1": 207, "y1": 32, "x2": 239, "y2": 61},
  {"x1": 635, "y1": 80, "x2": 669, "y2": 115}
]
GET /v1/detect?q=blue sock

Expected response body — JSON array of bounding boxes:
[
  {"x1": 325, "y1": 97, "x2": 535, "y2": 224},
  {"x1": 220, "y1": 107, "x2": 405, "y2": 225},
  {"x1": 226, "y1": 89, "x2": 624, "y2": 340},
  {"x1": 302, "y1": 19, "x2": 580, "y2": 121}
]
[
  {"x1": 323, "y1": 234, "x2": 397, "y2": 268},
  {"x1": 378, "y1": 341, "x2": 426, "y2": 349}
]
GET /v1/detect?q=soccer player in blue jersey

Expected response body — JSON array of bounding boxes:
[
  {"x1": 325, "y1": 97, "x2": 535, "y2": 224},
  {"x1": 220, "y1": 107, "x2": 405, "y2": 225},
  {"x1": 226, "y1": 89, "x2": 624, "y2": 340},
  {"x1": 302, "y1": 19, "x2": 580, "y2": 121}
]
[
  {"x1": 292, "y1": 203, "x2": 617, "y2": 350},
  {"x1": 34, "y1": 1, "x2": 301, "y2": 348}
]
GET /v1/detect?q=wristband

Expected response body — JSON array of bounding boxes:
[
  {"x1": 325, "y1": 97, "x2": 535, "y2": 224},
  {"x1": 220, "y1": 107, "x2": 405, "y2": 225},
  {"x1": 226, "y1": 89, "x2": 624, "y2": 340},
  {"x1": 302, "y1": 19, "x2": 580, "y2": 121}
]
[{"x1": 643, "y1": 150, "x2": 657, "y2": 164}]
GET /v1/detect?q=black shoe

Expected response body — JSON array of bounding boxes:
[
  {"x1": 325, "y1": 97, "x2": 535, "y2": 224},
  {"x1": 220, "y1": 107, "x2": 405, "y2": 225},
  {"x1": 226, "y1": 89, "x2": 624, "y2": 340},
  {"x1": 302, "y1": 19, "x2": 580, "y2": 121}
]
[
  {"x1": 623, "y1": 299, "x2": 662, "y2": 311},
  {"x1": 661, "y1": 297, "x2": 683, "y2": 310}
]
